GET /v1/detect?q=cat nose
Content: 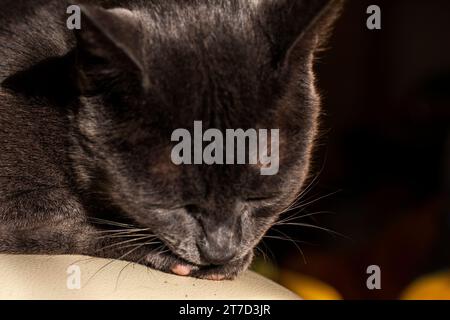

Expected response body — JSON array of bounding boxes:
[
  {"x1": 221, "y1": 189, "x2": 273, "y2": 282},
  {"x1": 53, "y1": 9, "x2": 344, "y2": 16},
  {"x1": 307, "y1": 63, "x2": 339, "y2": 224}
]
[
  {"x1": 197, "y1": 222, "x2": 240, "y2": 265},
  {"x1": 198, "y1": 233, "x2": 238, "y2": 265}
]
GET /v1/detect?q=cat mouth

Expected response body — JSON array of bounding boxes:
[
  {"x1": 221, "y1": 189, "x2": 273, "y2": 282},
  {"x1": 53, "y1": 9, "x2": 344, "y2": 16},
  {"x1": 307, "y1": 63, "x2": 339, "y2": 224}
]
[
  {"x1": 95, "y1": 217, "x2": 244, "y2": 279},
  {"x1": 146, "y1": 248, "x2": 217, "y2": 278},
  {"x1": 146, "y1": 242, "x2": 247, "y2": 280},
  {"x1": 170, "y1": 263, "x2": 226, "y2": 280},
  {"x1": 147, "y1": 237, "x2": 207, "y2": 269}
]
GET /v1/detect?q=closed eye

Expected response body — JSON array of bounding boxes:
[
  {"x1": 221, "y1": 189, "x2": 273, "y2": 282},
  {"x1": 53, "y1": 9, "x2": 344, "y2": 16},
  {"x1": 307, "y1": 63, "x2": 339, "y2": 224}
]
[
  {"x1": 245, "y1": 195, "x2": 278, "y2": 202},
  {"x1": 145, "y1": 203, "x2": 194, "y2": 211}
]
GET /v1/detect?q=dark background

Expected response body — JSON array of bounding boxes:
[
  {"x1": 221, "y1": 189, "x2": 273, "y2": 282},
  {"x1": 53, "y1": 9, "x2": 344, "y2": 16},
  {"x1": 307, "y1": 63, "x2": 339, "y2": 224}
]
[{"x1": 259, "y1": 0, "x2": 450, "y2": 299}]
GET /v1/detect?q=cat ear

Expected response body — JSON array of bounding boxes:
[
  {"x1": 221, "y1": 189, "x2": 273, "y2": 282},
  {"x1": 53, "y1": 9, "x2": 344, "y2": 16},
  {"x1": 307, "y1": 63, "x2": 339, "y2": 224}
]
[
  {"x1": 260, "y1": 0, "x2": 344, "y2": 70},
  {"x1": 74, "y1": 5, "x2": 148, "y2": 94}
]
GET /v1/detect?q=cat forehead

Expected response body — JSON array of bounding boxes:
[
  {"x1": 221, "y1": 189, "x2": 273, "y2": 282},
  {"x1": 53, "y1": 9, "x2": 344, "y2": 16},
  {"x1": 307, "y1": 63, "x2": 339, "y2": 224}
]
[{"x1": 133, "y1": 3, "x2": 263, "y2": 49}]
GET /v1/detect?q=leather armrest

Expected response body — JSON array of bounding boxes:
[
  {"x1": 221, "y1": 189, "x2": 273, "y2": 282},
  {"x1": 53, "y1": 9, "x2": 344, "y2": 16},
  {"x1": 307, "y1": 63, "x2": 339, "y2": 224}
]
[{"x1": 0, "y1": 254, "x2": 300, "y2": 300}]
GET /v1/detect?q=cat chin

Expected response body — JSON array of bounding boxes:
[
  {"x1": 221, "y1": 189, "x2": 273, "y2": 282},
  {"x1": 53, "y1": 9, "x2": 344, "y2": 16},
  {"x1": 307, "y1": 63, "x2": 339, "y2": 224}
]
[{"x1": 144, "y1": 250, "x2": 253, "y2": 280}]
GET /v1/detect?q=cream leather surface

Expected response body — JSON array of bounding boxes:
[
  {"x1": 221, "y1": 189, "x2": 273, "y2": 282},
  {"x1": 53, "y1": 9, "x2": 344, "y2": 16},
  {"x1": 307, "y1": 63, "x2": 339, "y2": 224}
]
[{"x1": 0, "y1": 254, "x2": 300, "y2": 300}]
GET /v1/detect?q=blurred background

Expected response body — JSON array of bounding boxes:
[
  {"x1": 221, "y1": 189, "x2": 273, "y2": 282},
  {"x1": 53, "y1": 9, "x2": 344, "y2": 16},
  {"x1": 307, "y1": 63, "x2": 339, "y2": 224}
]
[{"x1": 252, "y1": 0, "x2": 450, "y2": 300}]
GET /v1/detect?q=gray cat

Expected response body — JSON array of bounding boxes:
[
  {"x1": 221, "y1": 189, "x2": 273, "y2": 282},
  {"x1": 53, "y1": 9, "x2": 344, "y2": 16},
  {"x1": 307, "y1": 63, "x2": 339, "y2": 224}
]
[{"x1": 0, "y1": 0, "x2": 343, "y2": 279}]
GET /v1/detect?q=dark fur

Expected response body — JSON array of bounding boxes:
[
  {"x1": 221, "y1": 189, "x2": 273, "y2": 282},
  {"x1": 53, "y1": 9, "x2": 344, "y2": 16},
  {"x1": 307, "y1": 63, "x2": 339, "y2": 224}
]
[{"x1": 0, "y1": 0, "x2": 343, "y2": 279}]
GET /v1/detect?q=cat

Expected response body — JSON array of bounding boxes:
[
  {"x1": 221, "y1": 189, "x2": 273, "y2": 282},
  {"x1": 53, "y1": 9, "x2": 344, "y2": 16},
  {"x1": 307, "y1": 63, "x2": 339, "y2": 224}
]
[{"x1": 0, "y1": 0, "x2": 343, "y2": 280}]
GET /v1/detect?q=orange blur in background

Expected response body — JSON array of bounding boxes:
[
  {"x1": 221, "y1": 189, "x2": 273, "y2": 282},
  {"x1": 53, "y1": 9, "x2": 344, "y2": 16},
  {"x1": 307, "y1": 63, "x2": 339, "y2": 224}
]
[{"x1": 253, "y1": 0, "x2": 450, "y2": 300}]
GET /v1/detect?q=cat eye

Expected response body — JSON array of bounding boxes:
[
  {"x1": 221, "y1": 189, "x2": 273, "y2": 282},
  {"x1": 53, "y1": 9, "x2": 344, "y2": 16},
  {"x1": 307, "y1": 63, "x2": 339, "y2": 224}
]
[
  {"x1": 145, "y1": 203, "x2": 194, "y2": 211},
  {"x1": 244, "y1": 195, "x2": 278, "y2": 203},
  {"x1": 167, "y1": 203, "x2": 199, "y2": 212},
  {"x1": 184, "y1": 204, "x2": 200, "y2": 214}
]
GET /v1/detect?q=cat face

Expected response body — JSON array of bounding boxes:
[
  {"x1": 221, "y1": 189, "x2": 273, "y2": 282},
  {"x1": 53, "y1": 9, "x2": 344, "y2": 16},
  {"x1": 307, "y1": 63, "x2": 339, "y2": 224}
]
[{"x1": 70, "y1": 0, "x2": 343, "y2": 277}]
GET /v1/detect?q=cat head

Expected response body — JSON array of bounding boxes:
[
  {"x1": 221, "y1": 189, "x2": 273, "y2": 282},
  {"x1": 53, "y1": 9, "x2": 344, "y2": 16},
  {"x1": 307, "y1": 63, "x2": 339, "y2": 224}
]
[{"x1": 70, "y1": 0, "x2": 343, "y2": 277}]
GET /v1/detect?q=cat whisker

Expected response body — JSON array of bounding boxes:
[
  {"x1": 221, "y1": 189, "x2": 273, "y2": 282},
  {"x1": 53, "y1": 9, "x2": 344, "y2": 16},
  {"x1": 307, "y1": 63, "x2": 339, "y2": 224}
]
[
  {"x1": 148, "y1": 242, "x2": 168, "y2": 253},
  {"x1": 154, "y1": 244, "x2": 170, "y2": 255},
  {"x1": 263, "y1": 235, "x2": 312, "y2": 245},
  {"x1": 95, "y1": 233, "x2": 155, "y2": 240},
  {"x1": 260, "y1": 239, "x2": 276, "y2": 263},
  {"x1": 156, "y1": 249, "x2": 171, "y2": 255},
  {"x1": 278, "y1": 190, "x2": 342, "y2": 216},
  {"x1": 86, "y1": 243, "x2": 148, "y2": 287},
  {"x1": 95, "y1": 235, "x2": 157, "y2": 252},
  {"x1": 92, "y1": 227, "x2": 150, "y2": 234},
  {"x1": 254, "y1": 246, "x2": 269, "y2": 263},
  {"x1": 286, "y1": 172, "x2": 322, "y2": 208},
  {"x1": 114, "y1": 248, "x2": 154, "y2": 290},
  {"x1": 279, "y1": 165, "x2": 325, "y2": 214},
  {"x1": 274, "y1": 158, "x2": 330, "y2": 218},
  {"x1": 269, "y1": 228, "x2": 307, "y2": 264},
  {"x1": 115, "y1": 260, "x2": 136, "y2": 290},
  {"x1": 110, "y1": 240, "x2": 160, "y2": 252},
  {"x1": 273, "y1": 221, "x2": 349, "y2": 240},
  {"x1": 276, "y1": 211, "x2": 335, "y2": 225},
  {"x1": 87, "y1": 217, "x2": 138, "y2": 229}
]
